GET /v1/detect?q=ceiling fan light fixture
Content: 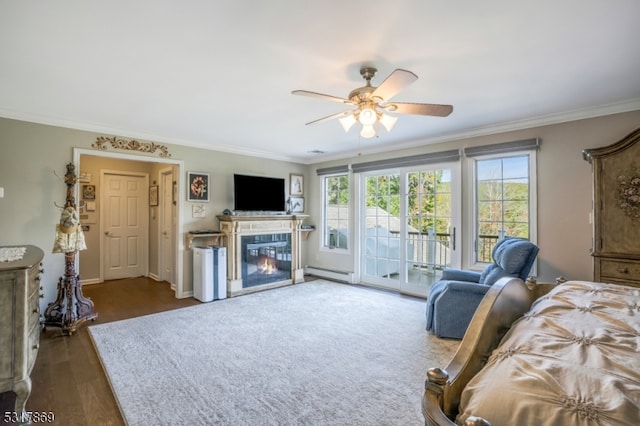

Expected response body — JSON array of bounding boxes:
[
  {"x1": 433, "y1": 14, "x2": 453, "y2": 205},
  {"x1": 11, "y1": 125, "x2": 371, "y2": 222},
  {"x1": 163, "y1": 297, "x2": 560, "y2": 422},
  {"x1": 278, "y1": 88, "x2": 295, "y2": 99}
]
[
  {"x1": 292, "y1": 66, "x2": 453, "y2": 142},
  {"x1": 338, "y1": 114, "x2": 357, "y2": 132},
  {"x1": 379, "y1": 113, "x2": 398, "y2": 132},
  {"x1": 360, "y1": 124, "x2": 376, "y2": 139},
  {"x1": 358, "y1": 107, "x2": 377, "y2": 126},
  {"x1": 382, "y1": 103, "x2": 398, "y2": 112}
]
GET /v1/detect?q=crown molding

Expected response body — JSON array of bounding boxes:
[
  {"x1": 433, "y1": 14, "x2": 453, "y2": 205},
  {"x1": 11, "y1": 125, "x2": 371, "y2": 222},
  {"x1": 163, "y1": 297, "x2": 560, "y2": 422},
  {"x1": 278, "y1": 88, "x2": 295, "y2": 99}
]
[
  {"x1": 304, "y1": 98, "x2": 640, "y2": 164},
  {"x1": 2, "y1": 98, "x2": 639, "y2": 165}
]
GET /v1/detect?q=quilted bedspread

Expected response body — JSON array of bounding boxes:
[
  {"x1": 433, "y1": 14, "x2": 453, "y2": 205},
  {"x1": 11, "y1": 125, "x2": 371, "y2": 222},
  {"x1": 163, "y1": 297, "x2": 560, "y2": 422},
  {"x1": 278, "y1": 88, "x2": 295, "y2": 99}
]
[{"x1": 457, "y1": 280, "x2": 640, "y2": 426}]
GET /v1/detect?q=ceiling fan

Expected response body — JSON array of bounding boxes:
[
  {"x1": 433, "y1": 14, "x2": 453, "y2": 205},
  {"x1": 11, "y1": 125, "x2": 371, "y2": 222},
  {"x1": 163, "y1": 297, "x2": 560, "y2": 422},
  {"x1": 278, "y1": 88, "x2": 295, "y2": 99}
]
[{"x1": 292, "y1": 66, "x2": 453, "y2": 139}]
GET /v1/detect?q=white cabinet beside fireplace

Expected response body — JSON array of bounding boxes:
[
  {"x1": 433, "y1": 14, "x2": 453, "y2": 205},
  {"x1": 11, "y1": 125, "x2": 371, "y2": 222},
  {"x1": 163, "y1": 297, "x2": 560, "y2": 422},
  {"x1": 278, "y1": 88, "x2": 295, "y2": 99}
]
[{"x1": 217, "y1": 215, "x2": 308, "y2": 297}]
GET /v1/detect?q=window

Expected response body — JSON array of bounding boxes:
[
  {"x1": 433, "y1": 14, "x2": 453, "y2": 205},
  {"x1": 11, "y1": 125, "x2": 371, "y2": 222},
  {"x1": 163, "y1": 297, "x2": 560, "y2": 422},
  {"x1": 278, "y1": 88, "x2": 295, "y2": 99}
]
[
  {"x1": 473, "y1": 152, "x2": 536, "y2": 263},
  {"x1": 323, "y1": 174, "x2": 349, "y2": 249}
]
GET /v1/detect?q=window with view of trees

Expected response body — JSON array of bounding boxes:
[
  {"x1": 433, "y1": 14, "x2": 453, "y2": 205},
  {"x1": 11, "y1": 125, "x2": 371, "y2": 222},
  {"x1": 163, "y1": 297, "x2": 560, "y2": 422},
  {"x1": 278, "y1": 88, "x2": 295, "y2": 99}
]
[
  {"x1": 361, "y1": 166, "x2": 458, "y2": 292},
  {"x1": 323, "y1": 174, "x2": 349, "y2": 249},
  {"x1": 364, "y1": 171, "x2": 451, "y2": 233},
  {"x1": 474, "y1": 154, "x2": 534, "y2": 263}
]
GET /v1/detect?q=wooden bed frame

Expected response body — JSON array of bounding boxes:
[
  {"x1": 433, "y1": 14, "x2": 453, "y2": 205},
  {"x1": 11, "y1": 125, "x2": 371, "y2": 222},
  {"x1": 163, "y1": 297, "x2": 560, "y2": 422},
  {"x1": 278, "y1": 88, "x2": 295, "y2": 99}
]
[{"x1": 422, "y1": 276, "x2": 559, "y2": 426}]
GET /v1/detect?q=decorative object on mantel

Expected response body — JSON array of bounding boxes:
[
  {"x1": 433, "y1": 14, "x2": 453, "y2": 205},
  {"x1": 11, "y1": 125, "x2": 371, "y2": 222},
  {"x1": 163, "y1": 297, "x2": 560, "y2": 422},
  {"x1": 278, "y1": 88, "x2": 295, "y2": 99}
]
[
  {"x1": 92, "y1": 135, "x2": 172, "y2": 158},
  {"x1": 44, "y1": 162, "x2": 98, "y2": 335},
  {"x1": 289, "y1": 196, "x2": 304, "y2": 213}
]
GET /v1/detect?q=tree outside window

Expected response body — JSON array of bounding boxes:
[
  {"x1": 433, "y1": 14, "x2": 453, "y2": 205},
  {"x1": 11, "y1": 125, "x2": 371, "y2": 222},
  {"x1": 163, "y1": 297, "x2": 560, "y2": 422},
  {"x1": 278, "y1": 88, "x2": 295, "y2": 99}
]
[{"x1": 475, "y1": 154, "x2": 531, "y2": 262}]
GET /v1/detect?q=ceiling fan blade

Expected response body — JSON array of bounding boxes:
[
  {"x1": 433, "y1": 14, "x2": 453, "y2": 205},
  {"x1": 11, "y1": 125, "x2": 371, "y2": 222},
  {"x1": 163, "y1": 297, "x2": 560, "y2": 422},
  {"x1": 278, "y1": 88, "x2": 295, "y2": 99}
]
[
  {"x1": 291, "y1": 90, "x2": 352, "y2": 104},
  {"x1": 305, "y1": 110, "x2": 354, "y2": 125},
  {"x1": 387, "y1": 102, "x2": 453, "y2": 117},
  {"x1": 370, "y1": 69, "x2": 418, "y2": 102}
]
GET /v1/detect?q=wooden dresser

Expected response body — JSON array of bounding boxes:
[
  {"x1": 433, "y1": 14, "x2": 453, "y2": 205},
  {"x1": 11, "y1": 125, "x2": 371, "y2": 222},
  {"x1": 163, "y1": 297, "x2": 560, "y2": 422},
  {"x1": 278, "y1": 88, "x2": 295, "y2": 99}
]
[
  {"x1": 583, "y1": 128, "x2": 640, "y2": 288},
  {"x1": 0, "y1": 245, "x2": 44, "y2": 420}
]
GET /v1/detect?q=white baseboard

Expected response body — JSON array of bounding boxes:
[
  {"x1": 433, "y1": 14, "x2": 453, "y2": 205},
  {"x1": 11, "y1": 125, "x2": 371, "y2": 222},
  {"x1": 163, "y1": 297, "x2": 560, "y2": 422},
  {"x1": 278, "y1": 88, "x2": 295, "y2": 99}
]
[
  {"x1": 84, "y1": 275, "x2": 163, "y2": 285},
  {"x1": 305, "y1": 266, "x2": 355, "y2": 284},
  {"x1": 179, "y1": 290, "x2": 194, "y2": 299}
]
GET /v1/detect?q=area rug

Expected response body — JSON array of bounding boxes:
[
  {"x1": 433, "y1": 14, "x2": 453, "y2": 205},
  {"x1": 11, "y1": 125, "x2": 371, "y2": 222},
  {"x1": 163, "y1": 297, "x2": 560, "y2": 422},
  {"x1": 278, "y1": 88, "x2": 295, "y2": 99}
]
[{"x1": 88, "y1": 281, "x2": 459, "y2": 426}]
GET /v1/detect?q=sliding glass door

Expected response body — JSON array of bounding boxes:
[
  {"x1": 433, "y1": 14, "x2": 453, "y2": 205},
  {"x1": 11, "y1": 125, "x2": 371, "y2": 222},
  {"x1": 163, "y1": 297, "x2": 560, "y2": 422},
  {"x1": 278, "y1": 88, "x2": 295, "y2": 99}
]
[
  {"x1": 360, "y1": 164, "x2": 460, "y2": 297},
  {"x1": 362, "y1": 173, "x2": 402, "y2": 288}
]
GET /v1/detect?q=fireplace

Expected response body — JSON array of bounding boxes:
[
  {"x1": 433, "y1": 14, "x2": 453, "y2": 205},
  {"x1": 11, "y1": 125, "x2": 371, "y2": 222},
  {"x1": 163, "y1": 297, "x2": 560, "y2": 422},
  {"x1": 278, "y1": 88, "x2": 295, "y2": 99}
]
[
  {"x1": 242, "y1": 233, "x2": 291, "y2": 287},
  {"x1": 217, "y1": 214, "x2": 307, "y2": 297}
]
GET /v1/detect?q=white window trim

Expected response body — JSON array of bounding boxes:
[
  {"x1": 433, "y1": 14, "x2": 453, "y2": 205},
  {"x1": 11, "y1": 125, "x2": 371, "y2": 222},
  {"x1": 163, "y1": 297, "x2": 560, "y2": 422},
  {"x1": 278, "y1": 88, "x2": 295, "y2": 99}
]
[
  {"x1": 466, "y1": 150, "x2": 538, "y2": 272},
  {"x1": 320, "y1": 172, "x2": 351, "y2": 254}
]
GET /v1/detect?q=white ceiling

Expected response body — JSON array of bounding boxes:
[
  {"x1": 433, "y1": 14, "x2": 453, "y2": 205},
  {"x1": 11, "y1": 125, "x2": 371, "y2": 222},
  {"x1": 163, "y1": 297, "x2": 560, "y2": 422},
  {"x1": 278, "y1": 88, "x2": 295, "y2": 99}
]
[{"x1": 1, "y1": 1, "x2": 639, "y2": 164}]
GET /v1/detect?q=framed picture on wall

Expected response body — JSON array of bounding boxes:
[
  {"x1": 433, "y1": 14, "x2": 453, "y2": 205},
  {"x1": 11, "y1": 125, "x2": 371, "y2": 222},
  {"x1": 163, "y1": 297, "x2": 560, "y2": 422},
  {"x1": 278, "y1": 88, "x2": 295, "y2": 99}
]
[
  {"x1": 149, "y1": 185, "x2": 159, "y2": 206},
  {"x1": 187, "y1": 172, "x2": 209, "y2": 202},
  {"x1": 290, "y1": 196, "x2": 304, "y2": 213},
  {"x1": 290, "y1": 173, "x2": 303, "y2": 196},
  {"x1": 82, "y1": 184, "x2": 96, "y2": 200}
]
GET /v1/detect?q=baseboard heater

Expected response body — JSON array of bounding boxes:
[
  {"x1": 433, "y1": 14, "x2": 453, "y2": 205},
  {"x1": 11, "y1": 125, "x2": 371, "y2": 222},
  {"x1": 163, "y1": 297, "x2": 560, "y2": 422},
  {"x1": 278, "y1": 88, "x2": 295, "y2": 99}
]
[{"x1": 305, "y1": 266, "x2": 355, "y2": 284}]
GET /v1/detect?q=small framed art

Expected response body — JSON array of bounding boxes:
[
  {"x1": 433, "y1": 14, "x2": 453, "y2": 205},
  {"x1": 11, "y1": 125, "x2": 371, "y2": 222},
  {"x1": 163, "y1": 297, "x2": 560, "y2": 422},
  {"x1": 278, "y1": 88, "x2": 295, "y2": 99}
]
[
  {"x1": 187, "y1": 172, "x2": 209, "y2": 202},
  {"x1": 192, "y1": 204, "x2": 206, "y2": 218},
  {"x1": 149, "y1": 185, "x2": 159, "y2": 206},
  {"x1": 290, "y1": 173, "x2": 303, "y2": 196},
  {"x1": 290, "y1": 196, "x2": 304, "y2": 213},
  {"x1": 82, "y1": 184, "x2": 96, "y2": 200}
]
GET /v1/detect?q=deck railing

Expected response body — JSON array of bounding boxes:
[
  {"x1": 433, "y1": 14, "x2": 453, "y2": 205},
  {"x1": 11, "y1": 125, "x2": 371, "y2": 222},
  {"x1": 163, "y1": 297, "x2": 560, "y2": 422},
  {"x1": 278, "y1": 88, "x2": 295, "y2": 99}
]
[
  {"x1": 477, "y1": 234, "x2": 500, "y2": 263},
  {"x1": 392, "y1": 231, "x2": 501, "y2": 268}
]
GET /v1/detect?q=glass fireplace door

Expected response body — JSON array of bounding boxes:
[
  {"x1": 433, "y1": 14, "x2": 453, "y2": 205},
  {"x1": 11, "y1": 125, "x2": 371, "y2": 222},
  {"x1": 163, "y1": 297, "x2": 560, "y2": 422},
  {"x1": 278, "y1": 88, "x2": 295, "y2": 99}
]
[{"x1": 241, "y1": 233, "x2": 292, "y2": 288}]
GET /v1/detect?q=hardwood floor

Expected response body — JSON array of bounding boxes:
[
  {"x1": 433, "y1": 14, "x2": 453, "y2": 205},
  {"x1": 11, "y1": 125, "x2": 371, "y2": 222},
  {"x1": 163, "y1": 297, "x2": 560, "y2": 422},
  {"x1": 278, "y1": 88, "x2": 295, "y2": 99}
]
[{"x1": 4, "y1": 277, "x2": 201, "y2": 426}]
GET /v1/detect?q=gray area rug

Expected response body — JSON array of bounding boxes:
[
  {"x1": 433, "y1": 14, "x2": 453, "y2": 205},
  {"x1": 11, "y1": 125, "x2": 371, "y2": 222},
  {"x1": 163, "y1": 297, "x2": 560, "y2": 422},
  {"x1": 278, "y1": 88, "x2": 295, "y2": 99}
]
[{"x1": 88, "y1": 281, "x2": 458, "y2": 426}]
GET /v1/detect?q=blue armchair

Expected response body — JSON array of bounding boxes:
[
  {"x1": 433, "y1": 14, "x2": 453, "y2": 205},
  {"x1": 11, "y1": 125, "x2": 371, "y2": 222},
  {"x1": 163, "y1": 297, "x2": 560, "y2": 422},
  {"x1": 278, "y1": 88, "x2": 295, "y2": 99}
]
[{"x1": 425, "y1": 237, "x2": 539, "y2": 339}]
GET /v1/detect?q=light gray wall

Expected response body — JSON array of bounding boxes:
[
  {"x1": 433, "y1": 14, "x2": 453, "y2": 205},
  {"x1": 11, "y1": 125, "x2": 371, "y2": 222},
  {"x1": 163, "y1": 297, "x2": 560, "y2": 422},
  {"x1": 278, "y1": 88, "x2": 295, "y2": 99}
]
[
  {"x1": 2, "y1": 111, "x2": 639, "y2": 311},
  {"x1": 0, "y1": 117, "x2": 307, "y2": 310},
  {"x1": 303, "y1": 110, "x2": 640, "y2": 283}
]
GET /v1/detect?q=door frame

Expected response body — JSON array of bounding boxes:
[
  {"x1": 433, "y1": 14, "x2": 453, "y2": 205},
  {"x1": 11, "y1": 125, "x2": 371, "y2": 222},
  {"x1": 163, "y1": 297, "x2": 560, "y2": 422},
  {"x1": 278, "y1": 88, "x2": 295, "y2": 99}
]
[
  {"x1": 158, "y1": 166, "x2": 175, "y2": 286},
  {"x1": 73, "y1": 148, "x2": 186, "y2": 298},
  {"x1": 100, "y1": 169, "x2": 149, "y2": 281},
  {"x1": 357, "y1": 162, "x2": 461, "y2": 297}
]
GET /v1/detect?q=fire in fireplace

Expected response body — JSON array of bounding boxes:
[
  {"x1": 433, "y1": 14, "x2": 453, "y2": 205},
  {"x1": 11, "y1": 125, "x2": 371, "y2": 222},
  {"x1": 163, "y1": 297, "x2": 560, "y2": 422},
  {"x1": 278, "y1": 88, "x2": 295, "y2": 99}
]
[
  {"x1": 241, "y1": 233, "x2": 292, "y2": 288},
  {"x1": 258, "y1": 256, "x2": 278, "y2": 274}
]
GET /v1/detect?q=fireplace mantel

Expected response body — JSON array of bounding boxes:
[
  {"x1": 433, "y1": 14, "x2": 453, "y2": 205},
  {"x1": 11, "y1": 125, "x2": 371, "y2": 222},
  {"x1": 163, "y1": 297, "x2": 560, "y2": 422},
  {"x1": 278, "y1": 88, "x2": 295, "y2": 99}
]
[{"x1": 217, "y1": 214, "x2": 308, "y2": 297}]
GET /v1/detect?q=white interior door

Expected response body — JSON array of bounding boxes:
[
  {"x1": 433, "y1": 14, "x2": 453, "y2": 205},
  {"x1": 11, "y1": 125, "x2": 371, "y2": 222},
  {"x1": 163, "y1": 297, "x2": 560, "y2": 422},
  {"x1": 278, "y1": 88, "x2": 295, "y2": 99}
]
[
  {"x1": 160, "y1": 168, "x2": 175, "y2": 285},
  {"x1": 103, "y1": 172, "x2": 148, "y2": 280}
]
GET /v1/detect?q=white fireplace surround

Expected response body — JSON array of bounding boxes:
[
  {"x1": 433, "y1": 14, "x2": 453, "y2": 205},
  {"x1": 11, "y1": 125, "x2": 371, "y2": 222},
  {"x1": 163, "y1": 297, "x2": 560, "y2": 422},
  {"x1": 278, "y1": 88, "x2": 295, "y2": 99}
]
[{"x1": 217, "y1": 215, "x2": 308, "y2": 297}]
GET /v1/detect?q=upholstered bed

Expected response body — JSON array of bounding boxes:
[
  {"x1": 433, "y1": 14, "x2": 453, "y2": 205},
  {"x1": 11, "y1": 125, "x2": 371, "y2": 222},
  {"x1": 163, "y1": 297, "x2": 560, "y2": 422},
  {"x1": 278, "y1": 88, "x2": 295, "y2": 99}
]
[{"x1": 422, "y1": 277, "x2": 640, "y2": 426}]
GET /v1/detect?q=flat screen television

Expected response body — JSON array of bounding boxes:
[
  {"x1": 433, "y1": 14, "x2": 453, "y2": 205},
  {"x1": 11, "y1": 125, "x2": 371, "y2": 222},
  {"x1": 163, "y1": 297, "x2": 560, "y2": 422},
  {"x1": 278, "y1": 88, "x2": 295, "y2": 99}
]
[{"x1": 233, "y1": 174, "x2": 286, "y2": 212}]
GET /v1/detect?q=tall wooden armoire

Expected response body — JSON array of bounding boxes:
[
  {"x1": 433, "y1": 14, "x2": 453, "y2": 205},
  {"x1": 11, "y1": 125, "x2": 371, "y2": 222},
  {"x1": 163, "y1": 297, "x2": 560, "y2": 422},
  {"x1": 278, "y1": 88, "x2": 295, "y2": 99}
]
[{"x1": 583, "y1": 128, "x2": 640, "y2": 287}]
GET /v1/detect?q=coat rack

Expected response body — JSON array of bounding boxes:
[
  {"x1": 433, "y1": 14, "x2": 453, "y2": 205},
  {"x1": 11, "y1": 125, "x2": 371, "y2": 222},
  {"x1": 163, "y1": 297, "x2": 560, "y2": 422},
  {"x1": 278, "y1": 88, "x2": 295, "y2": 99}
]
[{"x1": 43, "y1": 163, "x2": 98, "y2": 335}]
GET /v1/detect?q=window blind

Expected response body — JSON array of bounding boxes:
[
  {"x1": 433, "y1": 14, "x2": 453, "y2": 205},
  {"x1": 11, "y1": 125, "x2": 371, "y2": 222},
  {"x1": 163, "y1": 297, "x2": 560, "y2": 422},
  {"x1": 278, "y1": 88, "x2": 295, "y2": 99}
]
[
  {"x1": 463, "y1": 138, "x2": 540, "y2": 157},
  {"x1": 316, "y1": 165, "x2": 350, "y2": 176},
  {"x1": 350, "y1": 149, "x2": 461, "y2": 173}
]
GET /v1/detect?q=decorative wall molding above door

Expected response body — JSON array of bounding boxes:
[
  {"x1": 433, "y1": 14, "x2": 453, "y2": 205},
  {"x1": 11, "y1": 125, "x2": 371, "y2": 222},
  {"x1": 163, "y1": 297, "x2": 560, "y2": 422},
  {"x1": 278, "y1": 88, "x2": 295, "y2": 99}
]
[{"x1": 92, "y1": 136, "x2": 172, "y2": 158}]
